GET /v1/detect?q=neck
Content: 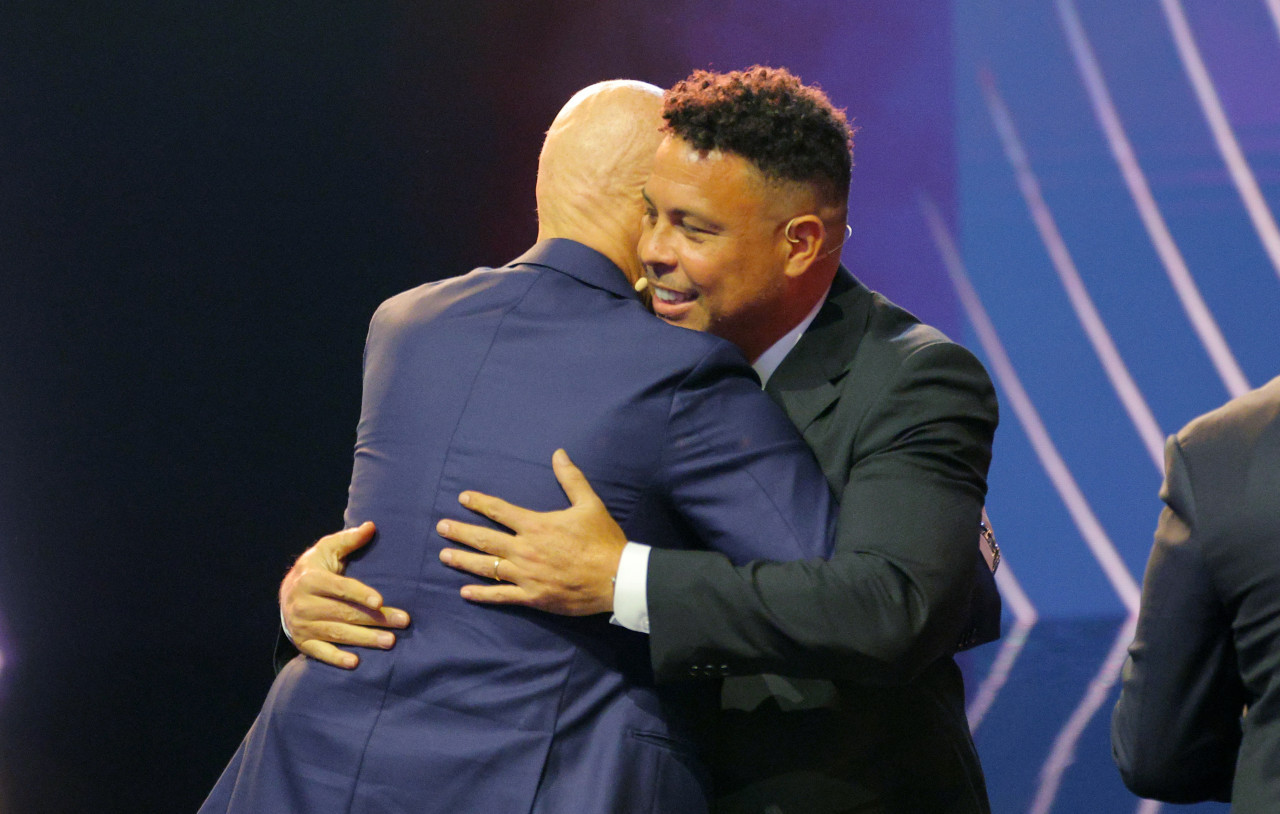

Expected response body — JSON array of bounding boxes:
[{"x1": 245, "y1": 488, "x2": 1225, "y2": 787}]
[
  {"x1": 741, "y1": 267, "x2": 833, "y2": 362},
  {"x1": 537, "y1": 220, "x2": 643, "y2": 285}
]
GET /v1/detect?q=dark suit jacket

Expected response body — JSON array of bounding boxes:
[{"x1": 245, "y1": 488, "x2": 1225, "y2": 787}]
[
  {"x1": 648, "y1": 269, "x2": 999, "y2": 813},
  {"x1": 1112, "y1": 374, "x2": 1280, "y2": 812},
  {"x1": 201, "y1": 239, "x2": 836, "y2": 814}
]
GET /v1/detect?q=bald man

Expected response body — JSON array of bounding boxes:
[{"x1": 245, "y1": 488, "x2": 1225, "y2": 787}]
[{"x1": 198, "y1": 82, "x2": 835, "y2": 814}]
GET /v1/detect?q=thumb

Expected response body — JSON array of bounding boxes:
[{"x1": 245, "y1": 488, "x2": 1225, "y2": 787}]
[
  {"x1": 552, "y1": 449, "x2": 600, "y2": 507},
  {"x1": 322, "y1": 521, "x2": 378, "y2": 559}
]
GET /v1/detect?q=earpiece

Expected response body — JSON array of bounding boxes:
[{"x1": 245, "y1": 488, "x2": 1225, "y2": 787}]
[{"x1": 784, "y1": 218, "x2": 801, "y2": 244}]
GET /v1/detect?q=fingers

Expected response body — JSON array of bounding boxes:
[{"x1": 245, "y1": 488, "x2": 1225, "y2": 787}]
[
  {"x1": 282, "y1": 561, "x2": 409, "y2": 656},
  {"x1": 301, "y1": 567, "x2": 387, "y2": 612},
  {"x1": 317, "y1": 521, "x2": 378, "y2": 561},
  {"x1": 456, "y1": 490, "x2": 530, "y2": 533},
  {"x1": 296, "y1": 613, "x2": 401, "y2": 648},
  {"x1": 288, "y1": 597, "x2": 411, "y2": 669},
  {"x1": 436, "y1": 517, "x2": 515, "y2": 558},
  {"x1": 458, "y1": 583, "x2": 536, "y2": 606},
  {"x1": 296, "y1": 640, "x2": 360, "y2": 670},
  {"x1": 286, "y1": 523, "x2": 384, "y2": 611},
  {"x1": 279, "y1": 523, "x2": 412, "y2": 665},
  {"x1": 294, "y1": 594, "x2": 410, "y2": 629},
  {"x1": 438, "y1": 547, "x2": 541, "y2": 608},
  {"x1": 455, "y1": 579, "x2": 599, "y2": 615},
  {"x1": 372, "y1": 604, "x2": 410, "y2": 629},
  {"x1": 439, "y1": 547, "x2": 508, "y2": 580},
  {"x1": 551, "y1": 449, "x2": 599, "y2": 507}
]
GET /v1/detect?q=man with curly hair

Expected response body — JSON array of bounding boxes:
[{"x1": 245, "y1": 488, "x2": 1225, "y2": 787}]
[
  {"x1": 285, "y1": 67, "x2": 999, "y2": 813},
  {"x1": 201, "y1": 79, "x2": 837, "y2": 814}
]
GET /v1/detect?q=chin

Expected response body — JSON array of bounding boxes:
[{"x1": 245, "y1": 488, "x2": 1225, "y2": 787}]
[{"x1": 658, "y1": 315, "x2": 701, "y2": 333}]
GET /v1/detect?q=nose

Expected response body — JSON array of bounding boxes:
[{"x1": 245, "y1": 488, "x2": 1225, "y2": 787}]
[{"x1": 638, "y1": 217, "x2": 675, "y2": 275}]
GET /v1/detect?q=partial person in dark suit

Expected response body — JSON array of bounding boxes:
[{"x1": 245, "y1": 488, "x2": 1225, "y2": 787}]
[
  {"x1": 1112, "y1": 374, "x2": 1280, "y2": 812},
  {"x1": 288, "y1": 67, "x2": 1000, "y2": 813},
  {"x1": 199, "y1": 80, "x2": 837, "y2": 814}
]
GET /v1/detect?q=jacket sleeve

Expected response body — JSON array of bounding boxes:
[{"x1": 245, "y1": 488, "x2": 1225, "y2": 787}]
[
  {"x1": 656, "y1": 342, "x2": 837, "y2": 567},
  {"x1": 1111, "y1": 436, "x2": 1241, "y2": 804},
  {"x1": 647, "y1": 341, "x2": 996, "y2": 685}
]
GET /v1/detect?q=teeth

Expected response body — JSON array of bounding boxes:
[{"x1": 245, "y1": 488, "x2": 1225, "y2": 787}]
[{"x1": 653, "y1": 287, "x2": 692, "y2": 304}]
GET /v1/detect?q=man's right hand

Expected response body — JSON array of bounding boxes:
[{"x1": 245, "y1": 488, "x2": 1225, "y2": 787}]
[{"x1": 280, "y1": 521, "x2": 410, "y2": 669}]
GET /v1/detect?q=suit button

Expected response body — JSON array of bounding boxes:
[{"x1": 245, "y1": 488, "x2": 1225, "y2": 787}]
[{"x1": 719, "y1": 664, "x2": 730, "y2": 676}]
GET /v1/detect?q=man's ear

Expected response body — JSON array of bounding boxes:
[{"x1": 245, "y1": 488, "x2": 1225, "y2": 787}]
[{"x1": 782, "y1": 215, "x2": 826, "y2": 278}]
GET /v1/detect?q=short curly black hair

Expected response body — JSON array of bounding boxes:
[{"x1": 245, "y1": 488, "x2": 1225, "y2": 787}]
[{"x1": 663, "y1": 66, "x2": 854, "y2": 207}]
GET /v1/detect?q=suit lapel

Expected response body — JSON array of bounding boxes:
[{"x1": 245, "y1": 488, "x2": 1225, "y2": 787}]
[{"x1": 765, "y1": 268, "x2": 872, "y2": 433}]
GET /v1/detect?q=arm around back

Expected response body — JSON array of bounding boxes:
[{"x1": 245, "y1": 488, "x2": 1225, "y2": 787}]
[
  {"x1": 648, "y1": 338, "x2": 997, "y2": 685},
  {"x1": 656, "y1": 339, "x2": 837, "y2": 567}
]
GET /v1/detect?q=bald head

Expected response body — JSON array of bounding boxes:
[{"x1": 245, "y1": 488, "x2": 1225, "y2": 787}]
[{"x1": 535, "y1": 80, "x2": 664, "y2": 284}]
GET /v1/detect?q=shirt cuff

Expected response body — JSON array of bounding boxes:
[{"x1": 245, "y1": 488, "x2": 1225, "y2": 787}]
[
  {"x1": 280, "y1": 607, "x2": 296, "y2": 645},
  {"x1": 609, "y1": 542, "x2": 651, "y2": 634}
]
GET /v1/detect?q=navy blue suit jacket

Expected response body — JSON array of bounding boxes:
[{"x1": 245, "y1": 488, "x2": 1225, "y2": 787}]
[{"x1": 200, "y1": 240, "x2": 835, "y2": 814}]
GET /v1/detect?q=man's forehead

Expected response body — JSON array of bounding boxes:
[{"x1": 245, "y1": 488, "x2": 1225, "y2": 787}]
[
  {"x1": 647, "y1": 138, "x2": 790, "y2": 214},
  {"x1": 651, "y1": 138, "x2": 751, "y2": 190}
]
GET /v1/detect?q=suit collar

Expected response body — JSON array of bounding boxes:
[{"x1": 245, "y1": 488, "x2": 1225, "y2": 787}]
[
  {"x1": 765, "y1": 267, "x2": 872, "y2": 430},
  {"x1": 511, "y1": 239, "x2": 637, "y2": 301},
  {"x1": 510, "y1": 246, "x2": 872, "y2": 433}
]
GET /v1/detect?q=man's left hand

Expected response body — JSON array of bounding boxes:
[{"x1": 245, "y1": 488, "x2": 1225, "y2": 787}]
[{"x1": 437, "y1": 449, "x2": 625, "y2": 616}]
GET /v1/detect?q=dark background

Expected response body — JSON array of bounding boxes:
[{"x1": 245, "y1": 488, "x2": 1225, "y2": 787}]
[{"x1": 0, "y1": 4, "x2": 954, "y2": 811}]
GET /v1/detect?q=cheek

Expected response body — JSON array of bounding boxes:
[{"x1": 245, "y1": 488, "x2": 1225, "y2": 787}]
[{"x1": 680, "y1": 245, "x2": 729, "y2": 291}]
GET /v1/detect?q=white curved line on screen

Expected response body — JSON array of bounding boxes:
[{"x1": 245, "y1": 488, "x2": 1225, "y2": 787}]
[
  {"x1": 1056, "y1": 0, "x2": 1250, "y2": 399},
  {"x1": 1030, "y1": 616, "x2": 1139, "y2": 814},
  {"x1": 920, "y1": 194, "x2": 1141, "y2": 615},
  {"x1": 978, "y1": 70, "x2": 1166, "y2": 471},
  {"x1": 1161, "y1": 0, "x2": 1280, "y2": 282}
]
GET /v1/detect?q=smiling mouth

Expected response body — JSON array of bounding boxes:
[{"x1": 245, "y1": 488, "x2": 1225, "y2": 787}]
[{"x1": 651, "y1": 285, "x2": 696, "y2": 305}]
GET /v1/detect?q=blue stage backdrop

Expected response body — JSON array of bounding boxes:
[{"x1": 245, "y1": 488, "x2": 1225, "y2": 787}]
[
  {"x1": 952, "y1": 2, "x2": 1278, "y2": 812},
  {"x1": 1, "y1": 2, "x2": 1276, "y2": 812}
]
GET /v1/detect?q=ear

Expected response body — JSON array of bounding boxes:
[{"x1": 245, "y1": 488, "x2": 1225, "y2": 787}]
[{"x1": 781, "y1": 215, "x2": 826, "y2": 279}]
